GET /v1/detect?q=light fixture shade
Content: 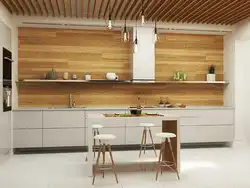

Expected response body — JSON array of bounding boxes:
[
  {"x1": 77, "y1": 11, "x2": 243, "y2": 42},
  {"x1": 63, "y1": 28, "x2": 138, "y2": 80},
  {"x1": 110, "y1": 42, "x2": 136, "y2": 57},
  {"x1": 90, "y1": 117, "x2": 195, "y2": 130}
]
[
  {"x1": 141, "y1": 15, "x2": 145, "y2": 25},
  {"x1": 108, "y1": 15, "x2": 112, "y2": 30},
  {"x1": 134, "y1": 38, "x2": 138, "y2": 53}
]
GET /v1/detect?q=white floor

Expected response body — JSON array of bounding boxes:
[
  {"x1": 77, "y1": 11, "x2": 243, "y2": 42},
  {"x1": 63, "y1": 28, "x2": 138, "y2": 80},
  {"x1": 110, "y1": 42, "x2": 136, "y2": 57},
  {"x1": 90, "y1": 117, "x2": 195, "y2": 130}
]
[{"x1": 0, "y1": 141, "x2": 250, "y2": 188}]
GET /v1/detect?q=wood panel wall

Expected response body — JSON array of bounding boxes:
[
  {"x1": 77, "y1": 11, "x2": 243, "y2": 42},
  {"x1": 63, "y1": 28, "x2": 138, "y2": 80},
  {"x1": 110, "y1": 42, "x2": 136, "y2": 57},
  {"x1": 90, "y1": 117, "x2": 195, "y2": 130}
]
[
  {"x1": 18, "y1": 28, "x2": 224, "y2": 107},
  {"x1": 156, "y1": 33, "x2": 224, "y2": 81}
]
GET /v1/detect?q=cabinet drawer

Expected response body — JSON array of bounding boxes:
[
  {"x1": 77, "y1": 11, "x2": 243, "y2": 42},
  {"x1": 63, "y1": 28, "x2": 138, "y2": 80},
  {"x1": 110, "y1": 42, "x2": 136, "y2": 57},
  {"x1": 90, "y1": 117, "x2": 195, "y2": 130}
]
[
  {"x1": 13, "y1": 111, "x2": 42, "y2": 129},
  {"x1": 14, "y1": 129, "x2": 42, "y2": 148},
  {"x1": 199, "y1": 110, "x2": 234, "y2": 125},
  {"x1": 126, "y1": 126, "x2": 162, "y2": 145},
  {"x1": 180, "y1": 125, "x2": 234, "y2": 143},
  {"x1": 43, "y1": 128, "x2": 85, "y2": 147},
  {"x1": 43, "y1": 111, "x2": 85, "y2": 128}
]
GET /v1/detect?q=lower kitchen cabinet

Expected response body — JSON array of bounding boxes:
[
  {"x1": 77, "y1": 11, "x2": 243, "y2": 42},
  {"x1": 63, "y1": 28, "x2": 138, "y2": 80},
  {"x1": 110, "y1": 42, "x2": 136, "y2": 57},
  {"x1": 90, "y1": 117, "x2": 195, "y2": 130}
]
[
  {"x1": 180, "y1": 125, "x2": 234, "y2": 143},
  {"x1": 43, "y1": 128, "x2": 86, "y2": 147},
  {"x1": 126, "y1": 126, "x2": 162, "y2": 145},
  {"x1": 14, "y1": 129, "x2": 42, "y2": 148}
]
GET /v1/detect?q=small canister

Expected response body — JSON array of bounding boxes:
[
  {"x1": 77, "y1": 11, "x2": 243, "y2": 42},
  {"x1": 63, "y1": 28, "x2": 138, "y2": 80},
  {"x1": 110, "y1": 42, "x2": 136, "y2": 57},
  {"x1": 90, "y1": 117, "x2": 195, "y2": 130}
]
[{"x1": 63, "y1": 72, "x2": 69, "y2": 80}]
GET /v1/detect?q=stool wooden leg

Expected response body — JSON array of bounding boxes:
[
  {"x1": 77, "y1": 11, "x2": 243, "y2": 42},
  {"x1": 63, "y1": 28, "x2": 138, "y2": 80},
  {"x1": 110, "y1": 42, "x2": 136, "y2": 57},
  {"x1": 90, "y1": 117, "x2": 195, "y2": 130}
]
[
  {"x1": 93, "y1": 130, "x2": 97, "y2": 158},
  {"x1": 168, "y1": 140, "x2": 180, "y2": 180},
  {"x1": 156, "y1": 143, "x2": 163, "y2": 181},
  {"x1": 92, "y1": 143, "x2": 103, "y2": 185},
  {"x1": 149, "y1": 128, "x2": 157, "y2": 157},
  {"x1": 108, "y1": 144, "x2": 119, "y2": 184},
  {"x1": 144, "y1": 129, "x2": 147, "y2": 154},
  {"x1": 102, "y1": 143, "x2": 106, "y2": 178},
  {"x1": 139, "y1": 129, "x2": 145, "y2": 158}
]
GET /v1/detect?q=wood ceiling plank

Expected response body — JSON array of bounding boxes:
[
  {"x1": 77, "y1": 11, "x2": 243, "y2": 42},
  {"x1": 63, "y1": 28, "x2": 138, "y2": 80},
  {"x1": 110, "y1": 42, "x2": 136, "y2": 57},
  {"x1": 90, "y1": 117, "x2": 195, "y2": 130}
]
[
  {"x1": 231, "y1": 14, "x2": 250, "y2": 25},
  {"x1": 13, "y1": 0, "x2": 25, "y2": 15},
  {"x1": 120, "y1": 0, "x2": 132, "y2": 20},
  {"x1": 87, "y1": 0, "x2": 91, "y2": 18},
  {"x1": 177, "y1": 0, "x2": 206, "y2": 23},
  {"x1": 40, "y1": 0, "x2": 48, "y2": 16},
  {"x1": 184, "y1": 0, "x2": 214, "y2": 23},
  {"x1": 56, "y1": 0, "x2": 60, "y2": 16},
  {"x1": 222, "y1": 6, "x2": 250, "y2": 25},
  {"x1": 200, "y1": 0, "x2": 233, "y2": 23},
  {"x1": 111, "y1": 0, "x2": 118, "y2": 16},
  {"x1": 9, "y1": 0, "x2": 21, "y2": 15},
  {"x1": 62, "y1": 0, "x2": 66, "y2": 17},
  {"x1": 129, "y1": 0, "x2": 142, "y2": 20},
  {"x1": 193, "y1": 0, "x2": 226, "y2": 23},
  {"x1": 22, "y1": 0, "x2": 31, "y2": 15},
  {"x1": 166, "y1": 0, "x2": 191, "y2": 22},
  {"x1": 68, "y1": 0, "x2": 72, "y2": 17},
  {"x1": 30, "y1": 0, "x2": 38, "y2": 15},
  {"x1": 98, "y1": 0, "x2": 105, "y2": 19},
  {"x1": 159, "y1": 0, "x2": 184, "y2": 21},
  {"x1": 104, "y1": 0, "x2": 111, "y2": 19},
  {"x1": 47, "y1": 0, "x2": 55, "y2": 17},
  {"x1": 75, "y1": 0, "x2": 78, "y2": 17},
  {"x1": 114, "y1": 0, "x2": 124, "y2": 20},
  {"x1": 171, "y1": 0, "x2": 197, "y2": 22},
  {"x1": 92, "y1": 0, "x2": 97, "y2": 18},
  {"x1": 146, "y1": 0, "x2": 162, "y2": 21},
  {"x1": 151, "y1": 0, "x2": 170, "y2": 21},
  {"x1": 206, "y1": 0, "x2": 239, "y2": 24},
  {"x1": 81, "y1": 0, "x2": 84, "y2": 18},
  {"x1": 0, "y1": 0, "x2": 13, "y2": 13},
  {"x1": 125, "y1": 0, "x2": 138, "y2": 20},
  {"x1": 132, "y1": 0, "x2": 153, "y2": 20},
  {"x1": 155, "y1": 0, "x2": 176, "y2": 21},
  {"x1": 34, "y1": 0, "x2": 43, "y2": 16},
  {"x1": 210, "y1": 0, "x2": 247, "y2": 24}
]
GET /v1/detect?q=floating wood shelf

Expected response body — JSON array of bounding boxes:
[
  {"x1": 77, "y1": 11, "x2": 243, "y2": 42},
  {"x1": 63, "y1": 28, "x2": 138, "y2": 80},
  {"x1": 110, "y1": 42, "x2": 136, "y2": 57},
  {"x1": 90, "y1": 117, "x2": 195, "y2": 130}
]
[{"x1": 16, "y1": 80, "x2": 229, "y2": 85}]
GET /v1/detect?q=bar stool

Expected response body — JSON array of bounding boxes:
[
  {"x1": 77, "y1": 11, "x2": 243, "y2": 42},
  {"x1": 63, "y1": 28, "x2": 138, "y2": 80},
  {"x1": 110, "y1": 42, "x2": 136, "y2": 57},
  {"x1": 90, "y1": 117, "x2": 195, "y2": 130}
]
[
  {"x1": 92, "y1": 134, "x2": 118, "y2": 185},
  {"x1": 85, "y1": 124, "x2": 103, "y2": 161},
  {"x1": 155, "y1": 132, "x2": 180, "y2": 181},
  {"x1": 139, "y1": 123, "x2": 157, "y2": 157}
]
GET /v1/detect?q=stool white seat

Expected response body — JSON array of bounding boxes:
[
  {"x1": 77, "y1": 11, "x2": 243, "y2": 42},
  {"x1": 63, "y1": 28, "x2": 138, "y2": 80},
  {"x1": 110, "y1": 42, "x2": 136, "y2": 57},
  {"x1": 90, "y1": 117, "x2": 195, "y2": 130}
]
[
  {"x1": 94, "y1": 134, "x2": 116, "y2": 140},
  {"x1": 92, "y1": 124, "x2": 104, "y2": 129},
  {"x1": 155, "y1": 132, "x2": 179, "y2": 181},
  {"x1": 140, "y1": 123, "x2": 155, "y2": 127},
  {"x1": 92, "y1": 134, "x2": 118, "y2": 185},
  {"x1": 156, "y1": 132, "x2": 176, "y2": 138}
]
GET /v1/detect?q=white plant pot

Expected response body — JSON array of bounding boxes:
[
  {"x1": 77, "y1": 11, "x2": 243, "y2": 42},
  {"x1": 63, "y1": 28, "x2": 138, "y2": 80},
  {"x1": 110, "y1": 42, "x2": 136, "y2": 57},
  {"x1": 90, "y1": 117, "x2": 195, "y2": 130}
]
[{"x1": 206, "y1": 74, "x2": 216, "y2": 82}]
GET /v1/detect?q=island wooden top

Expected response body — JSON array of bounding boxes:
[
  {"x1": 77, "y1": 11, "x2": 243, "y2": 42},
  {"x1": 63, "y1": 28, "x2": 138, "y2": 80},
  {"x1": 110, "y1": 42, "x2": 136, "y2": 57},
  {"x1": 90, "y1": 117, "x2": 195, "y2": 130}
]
[{"x1": 104, "y1": 113, "x2": 164, "y2": 117}]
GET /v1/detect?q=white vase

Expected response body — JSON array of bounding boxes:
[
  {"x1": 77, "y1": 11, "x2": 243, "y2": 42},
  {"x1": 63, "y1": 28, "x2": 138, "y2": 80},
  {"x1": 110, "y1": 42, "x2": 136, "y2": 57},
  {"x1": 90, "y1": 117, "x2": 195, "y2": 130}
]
[{"x1": 206, "y1": 74, "x2": 216, "y2": 82}]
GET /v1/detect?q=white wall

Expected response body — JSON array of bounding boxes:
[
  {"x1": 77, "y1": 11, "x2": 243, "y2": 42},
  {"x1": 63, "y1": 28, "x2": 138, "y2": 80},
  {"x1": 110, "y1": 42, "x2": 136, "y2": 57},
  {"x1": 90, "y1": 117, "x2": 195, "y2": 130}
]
[
  {"x1": 0, "y1": 2, "x2": 16, "y2": 155},
  {"x1": 225, "y1": 19, "x2": 250, "y2": 144}
]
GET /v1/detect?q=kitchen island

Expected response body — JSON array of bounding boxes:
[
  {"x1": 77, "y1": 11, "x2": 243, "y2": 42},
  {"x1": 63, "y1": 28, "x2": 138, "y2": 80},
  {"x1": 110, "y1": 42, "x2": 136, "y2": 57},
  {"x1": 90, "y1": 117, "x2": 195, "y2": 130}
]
[{"x1": 85, "y1": 113, "x2": 180, "y2": 176}]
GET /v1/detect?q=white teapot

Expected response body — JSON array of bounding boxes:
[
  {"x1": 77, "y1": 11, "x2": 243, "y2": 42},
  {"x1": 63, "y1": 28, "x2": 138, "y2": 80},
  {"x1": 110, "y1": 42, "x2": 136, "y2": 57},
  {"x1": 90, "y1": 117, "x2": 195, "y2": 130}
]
[{"x1": 106, "y1": 73, "x2": 118, "y2": 80}]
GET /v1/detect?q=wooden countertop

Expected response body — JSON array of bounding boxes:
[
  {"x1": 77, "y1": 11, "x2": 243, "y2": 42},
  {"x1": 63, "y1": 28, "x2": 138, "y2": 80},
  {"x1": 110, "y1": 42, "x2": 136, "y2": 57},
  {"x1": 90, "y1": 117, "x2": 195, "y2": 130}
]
[{"x1": 104, "y1": 113, "x2": 164, "y2": 117}]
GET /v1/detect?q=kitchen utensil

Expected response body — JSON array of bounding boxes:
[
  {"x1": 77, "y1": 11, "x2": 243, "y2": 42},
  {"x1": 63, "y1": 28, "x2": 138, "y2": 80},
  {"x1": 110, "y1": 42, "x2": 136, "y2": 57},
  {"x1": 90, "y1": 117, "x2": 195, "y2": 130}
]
[
  {"x1": 85, "y1": 73, "x2": 91, "y2": 81},
  {"x1": 72, "y1": 74, "x2": 77, "y2": 80},
  {"x1": 106, "y1": 73, "x2": 118, "y2": 80},
  {"x1": 46, "y1": 69, "x2": 57, "y2": 80},
  {"x1": 63, "y1": 72, "x2": 69, "y2": 80}
]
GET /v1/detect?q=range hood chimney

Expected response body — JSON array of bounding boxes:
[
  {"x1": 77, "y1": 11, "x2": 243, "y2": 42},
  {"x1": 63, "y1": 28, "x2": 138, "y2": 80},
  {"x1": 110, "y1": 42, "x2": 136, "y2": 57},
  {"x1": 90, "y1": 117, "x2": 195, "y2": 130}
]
[{"x1": 132, "y1": 27, "x2": 155, "y2": 82}]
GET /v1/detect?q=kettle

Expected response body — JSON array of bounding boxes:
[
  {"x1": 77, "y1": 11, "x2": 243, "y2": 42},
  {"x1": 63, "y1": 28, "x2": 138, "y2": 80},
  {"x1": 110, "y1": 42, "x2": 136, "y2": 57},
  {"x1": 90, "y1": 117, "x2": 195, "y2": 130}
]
[{"x1": 106, "y1": 73, "x2": 118, "y2": 80}]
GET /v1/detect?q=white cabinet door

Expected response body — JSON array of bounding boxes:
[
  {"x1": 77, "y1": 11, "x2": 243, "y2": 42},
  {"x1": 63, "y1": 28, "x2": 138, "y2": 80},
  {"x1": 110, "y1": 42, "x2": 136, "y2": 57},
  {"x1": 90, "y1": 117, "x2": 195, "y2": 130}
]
[
  {"x1": 43, "y1": 111, "x2": 85, "y2": 128},
  {"x1": 13, "y1": 111, "x2": 42, "y2": 129},
  {"x1": 43, "y1": 128, "x2": 85, "y2": 147},
  {"x1": 126, "y1": 126, "x2": 162, "y2": 145},
  {"x1": 0, "y1": 112, "x2": 11, "y2": 154},
  {"x1": 87, "y1": 118, "x2": 126, "y2": 128},
  {"x1": 93, "y1": 127, "x2": 126, "y2": 145},
  {"x1": 200, "y1": 110, "x2": 234, "y2": 125},
  {"x1": 180, "y1": 125, "x2": 234, "y2": 143},
  {"x1": 14, "y1": 129, "x2": 42, "y2": 148}
]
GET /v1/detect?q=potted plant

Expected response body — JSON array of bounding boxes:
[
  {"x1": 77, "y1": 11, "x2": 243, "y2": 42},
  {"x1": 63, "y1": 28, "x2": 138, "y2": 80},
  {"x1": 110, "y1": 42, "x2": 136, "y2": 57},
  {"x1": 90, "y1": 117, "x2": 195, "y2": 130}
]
[{"x1": 207, "y1": 65, "x2": 216, "y2": 82}]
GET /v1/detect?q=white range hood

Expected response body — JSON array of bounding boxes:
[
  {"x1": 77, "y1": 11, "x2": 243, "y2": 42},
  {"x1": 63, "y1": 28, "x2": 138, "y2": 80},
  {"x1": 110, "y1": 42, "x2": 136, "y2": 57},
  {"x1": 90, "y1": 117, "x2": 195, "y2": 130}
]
[{"x1": 132, "y1": 27, "x2": 155, "y2": 82}]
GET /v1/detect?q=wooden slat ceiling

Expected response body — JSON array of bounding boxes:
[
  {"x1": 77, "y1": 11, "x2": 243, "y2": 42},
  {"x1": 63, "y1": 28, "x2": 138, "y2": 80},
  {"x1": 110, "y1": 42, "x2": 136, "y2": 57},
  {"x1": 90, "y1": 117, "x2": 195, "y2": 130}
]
[{"x1": 1, "y1": 0, "x2": 250, "y2": 25}]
